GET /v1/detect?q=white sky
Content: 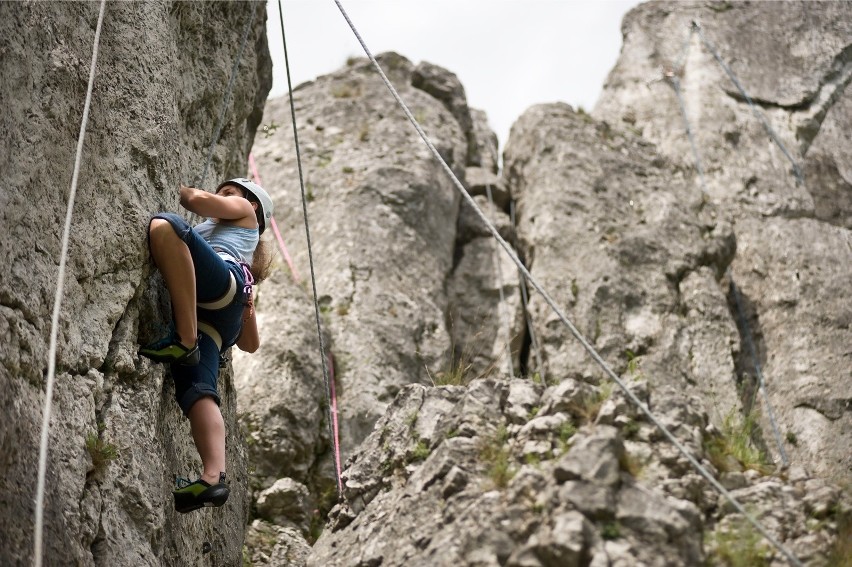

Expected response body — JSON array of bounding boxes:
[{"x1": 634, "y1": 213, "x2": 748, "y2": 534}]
[{"x1": 266, "y1": 0, "x2": 642, "y2": 149}]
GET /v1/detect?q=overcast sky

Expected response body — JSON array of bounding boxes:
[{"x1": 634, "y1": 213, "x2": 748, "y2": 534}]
[{"x1": 265, "y1": 0, "x2": 642, "y2": 149}]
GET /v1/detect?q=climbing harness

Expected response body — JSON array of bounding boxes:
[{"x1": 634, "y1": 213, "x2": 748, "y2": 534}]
[
  {"x1": 666, "y1": 21, "x2": 791, "y2": 468},
  {"x1": 331, "y1": 3, "x2": 803, "y2": 564},
  {"x1": 34, "y1": 2, "x2": 107, "y2": 565},
  {"x1": 238, "y1": 260, "x2": 255, "y2": 298},
  {"x1": 278, "y1": 0, "x2": 343, "y2": 498}
]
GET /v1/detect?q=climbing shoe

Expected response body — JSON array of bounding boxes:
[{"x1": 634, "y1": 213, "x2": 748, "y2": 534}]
[
  {"x1": 173, "y1": 472, "x2": 229, "y2": 514},
  {"x1": 138, "y1": 332, "x2": 200, "y2": 366}
]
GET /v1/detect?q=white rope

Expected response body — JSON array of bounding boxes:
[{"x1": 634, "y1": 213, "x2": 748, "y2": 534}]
[
  {"x1": 668, "y1": 25, "x2": 789, "y2": 468},
  {"x1": 331, "y1": 2, "x2": 802, "y2": 564},
  {"x1": 279, "y1": 0, "x2": 342, "y2": 498},
  {"x1": 34, "y1": 1, "x2": 107, "y2": 565}
]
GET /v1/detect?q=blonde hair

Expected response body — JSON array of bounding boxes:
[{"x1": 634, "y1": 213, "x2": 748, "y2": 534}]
[{"x1": 251, "y1": 239, "x2": 273, "y2": 283}]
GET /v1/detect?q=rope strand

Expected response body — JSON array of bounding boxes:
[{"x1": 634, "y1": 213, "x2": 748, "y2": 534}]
[
  {"x1": 279, "y1": 0, "x2": 343, "y2": 498},
  {"x1": 34, "y1": 2, "x2": 107, "y2": 565},
  {"x1": 692, "y1": 21, "x2": 804, "y2": 185},
  {"x1": 332, "y1": 2, "x2": 801, "y2": 564},
  {"x1": 668, "y1": 26, "x2": 789, "y2": 468}
]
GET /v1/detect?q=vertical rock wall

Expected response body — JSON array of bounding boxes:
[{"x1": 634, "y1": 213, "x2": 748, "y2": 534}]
[
  {"x1": 0, "y1": 2, "x2": 271, "y2": 565},
  {"x1": 504, "y1": 103, "x2": 738, "y2": 424},
  {"x1": 296, "y1": 3, "x2": 848, "y2": 566},
  {"x1": 236, "y1": 53, "x2": 527, "y2": 557},
  {"x1": 240, "y1": 53, "x2": 516, "y2": 469},
  {"x1": 593, "y1": 0, "x2": 851, "y2": 481}
]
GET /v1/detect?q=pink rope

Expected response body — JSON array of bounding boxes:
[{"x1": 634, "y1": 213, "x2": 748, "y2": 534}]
[
  {"x1": 327, "y1": 352, "x2": 343, "y2": 494},
  {"x1": 269, "y1": 217, "x2": 301, "y2": 283},
  {"x1": 248, "y1": 153, "x2": 301, "y2": 282},
  {"x1": 248, "y1": 151, "x2": 343, "y2": 493}
]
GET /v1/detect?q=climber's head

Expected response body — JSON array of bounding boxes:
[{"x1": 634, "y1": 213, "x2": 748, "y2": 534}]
[{"x1": 216, "y1": 178, "x2": 274, "y2": 235}]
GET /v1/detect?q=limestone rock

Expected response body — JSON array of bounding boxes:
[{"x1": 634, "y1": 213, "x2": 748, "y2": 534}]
[
  {"x1": 256, "y1": 477, "x2": 313, "y2": 534},
  {"x1": 246, "y1": 52, "x2": 529, "y2": 493},
  {"x1": 448, "y1": 198, "x2": 523, "y2": 381},
  {"x1": 245, "y1": 519, "x2": 311, "y2": 567},
  {"x1": 249, "y1": 53, "x2": 469, "y2": 462},
  {"x1": 504, "y1": 102, "x2": 736, "y2": 411},
  {"x1": 0, "y1": 1, "x2": 270, "y2": 564},
  {"x1": 594, "y1": 0, "x2": 852, "y2": 480},
  {"x1": 307, "y1": 377, "x2": 713, "y2": 566}
]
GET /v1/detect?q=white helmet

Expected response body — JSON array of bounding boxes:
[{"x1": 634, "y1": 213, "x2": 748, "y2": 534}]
[{"x1": 217, "y1": 177, "x2": 274, "y2": 234}]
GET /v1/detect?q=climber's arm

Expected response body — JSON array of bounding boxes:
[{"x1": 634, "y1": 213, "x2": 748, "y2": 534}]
[{"x1": 179, "y1": 184, "x2": 255, "y2": 222}]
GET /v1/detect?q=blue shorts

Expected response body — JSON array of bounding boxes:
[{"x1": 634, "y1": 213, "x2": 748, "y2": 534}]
[{"x1": 150, "y1": 213, "x2": 249, "y2": 417}]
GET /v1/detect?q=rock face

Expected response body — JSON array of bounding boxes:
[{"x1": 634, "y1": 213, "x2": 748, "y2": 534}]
[
  {"x1": 309, "y1": 378, "x2": 843, "y2": 566},
  {"x1": 594, "y1": 0, "x2": 852, "y2": 481},
  {"x1": 241, "y1": 2, "x2": 849, "y2": 566},
  {"x1": 504, "y1": 103, "x2": 738, "y2": 426},
  {"x1": 240, "y1": 52, "x2": 517, "y2": 470},
  {"x1": 0, "y1": 2, "x2": 270, "y2": 565},
  {"x1": 239, "y1": 52, "x2": 527, "y2": 560},
  {"x1": 4, "y1": 1, "x2": 850, "y2": 566}
]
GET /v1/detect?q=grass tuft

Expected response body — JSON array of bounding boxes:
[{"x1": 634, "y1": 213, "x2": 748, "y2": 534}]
[
  {"x1": 601, "y1": 521, "x2": 621, "y2": 540},
  {"x1": 705, "y1": 516, "x2": 770, "y2": 567},
  {"x1": 479, "y1": 424, "x2": 514, "y2": 489},
  {"x1": 86, "y1": 424, "x2": 118, "y2": 474},
  {"x1": 557, "y1": 420, "x2": 577, "y2": 454},
  {"x1": 704, "y1": 411, "x2": 772, "y2": 475},
  {"x1": 410, "y1": 439, "x2": 431, "y2": 462}
]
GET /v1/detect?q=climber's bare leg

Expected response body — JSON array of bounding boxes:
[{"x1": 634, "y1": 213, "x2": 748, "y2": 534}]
[
  {"x1": 148, "y1": 218, "x2": 197, "y2": 348},
  {"x1": 188, "y1": 397, "x2": 226, "y2": 485}
]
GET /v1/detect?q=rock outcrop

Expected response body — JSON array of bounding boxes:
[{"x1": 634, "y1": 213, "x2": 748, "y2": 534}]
[
  {"x1": 4, "y1": 1, "x2": 850, "y2": 566},
  {"x1": 239, "y1": 52, "x2": 519, "y2": 470},
  {"x1": 0, "y1": 2, "x2": 270, "y2": 565},
  {"x1": 594, "y1": 0, "x2": 852, "y2": 482},
  {"x1": 242, "y1": 2, "x2": 849, "y2": 565},
  {"x1": 309, "y1": 378, "x2": 843, "y2": 566}
]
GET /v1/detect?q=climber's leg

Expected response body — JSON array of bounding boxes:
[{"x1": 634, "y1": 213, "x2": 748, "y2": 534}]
[
  {"x1": 148, "y1": 218, "x2": 197, "y2": 349},
  {"x1": 188, "y1": 396, "x2": 227, "y2": 485}
]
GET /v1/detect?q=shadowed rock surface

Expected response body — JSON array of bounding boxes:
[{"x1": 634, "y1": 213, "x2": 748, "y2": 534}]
[{"x1": 0, "y1": 2, "x2": 270, "y2": 565}]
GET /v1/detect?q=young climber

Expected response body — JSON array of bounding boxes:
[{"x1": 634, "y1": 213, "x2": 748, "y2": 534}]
[{"x1": 138, "y1": 178, "x2": 273, "y2": 513}]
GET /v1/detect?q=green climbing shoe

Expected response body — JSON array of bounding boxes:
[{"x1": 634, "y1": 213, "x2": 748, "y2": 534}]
[
  {"x1": 173, "y1": 473, "x2": 229, "y2": 514},
  {"x1": 138, "y1": 332, "x2": 200, "y2": 366}
]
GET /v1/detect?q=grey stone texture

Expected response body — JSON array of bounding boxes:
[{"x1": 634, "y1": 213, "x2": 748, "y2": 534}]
[
  {"x1": 308, "y1": 378, "x2": 844, "y2": 566},
  {"x1": 0, "y1": 1, "x2": 270, "y2": 565},
  {"x1": 594, "y1": 0, "x2": 852, "y2": 481},
  {"x1": 242, "y1": 52, "x2": 516, "y2": 468},
  {"x1": 286, "y1": 2, "x2": 847, "y2": 565},
  {"x1": 5, "y1": 1, "x2": 850, "y2": 566}
]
